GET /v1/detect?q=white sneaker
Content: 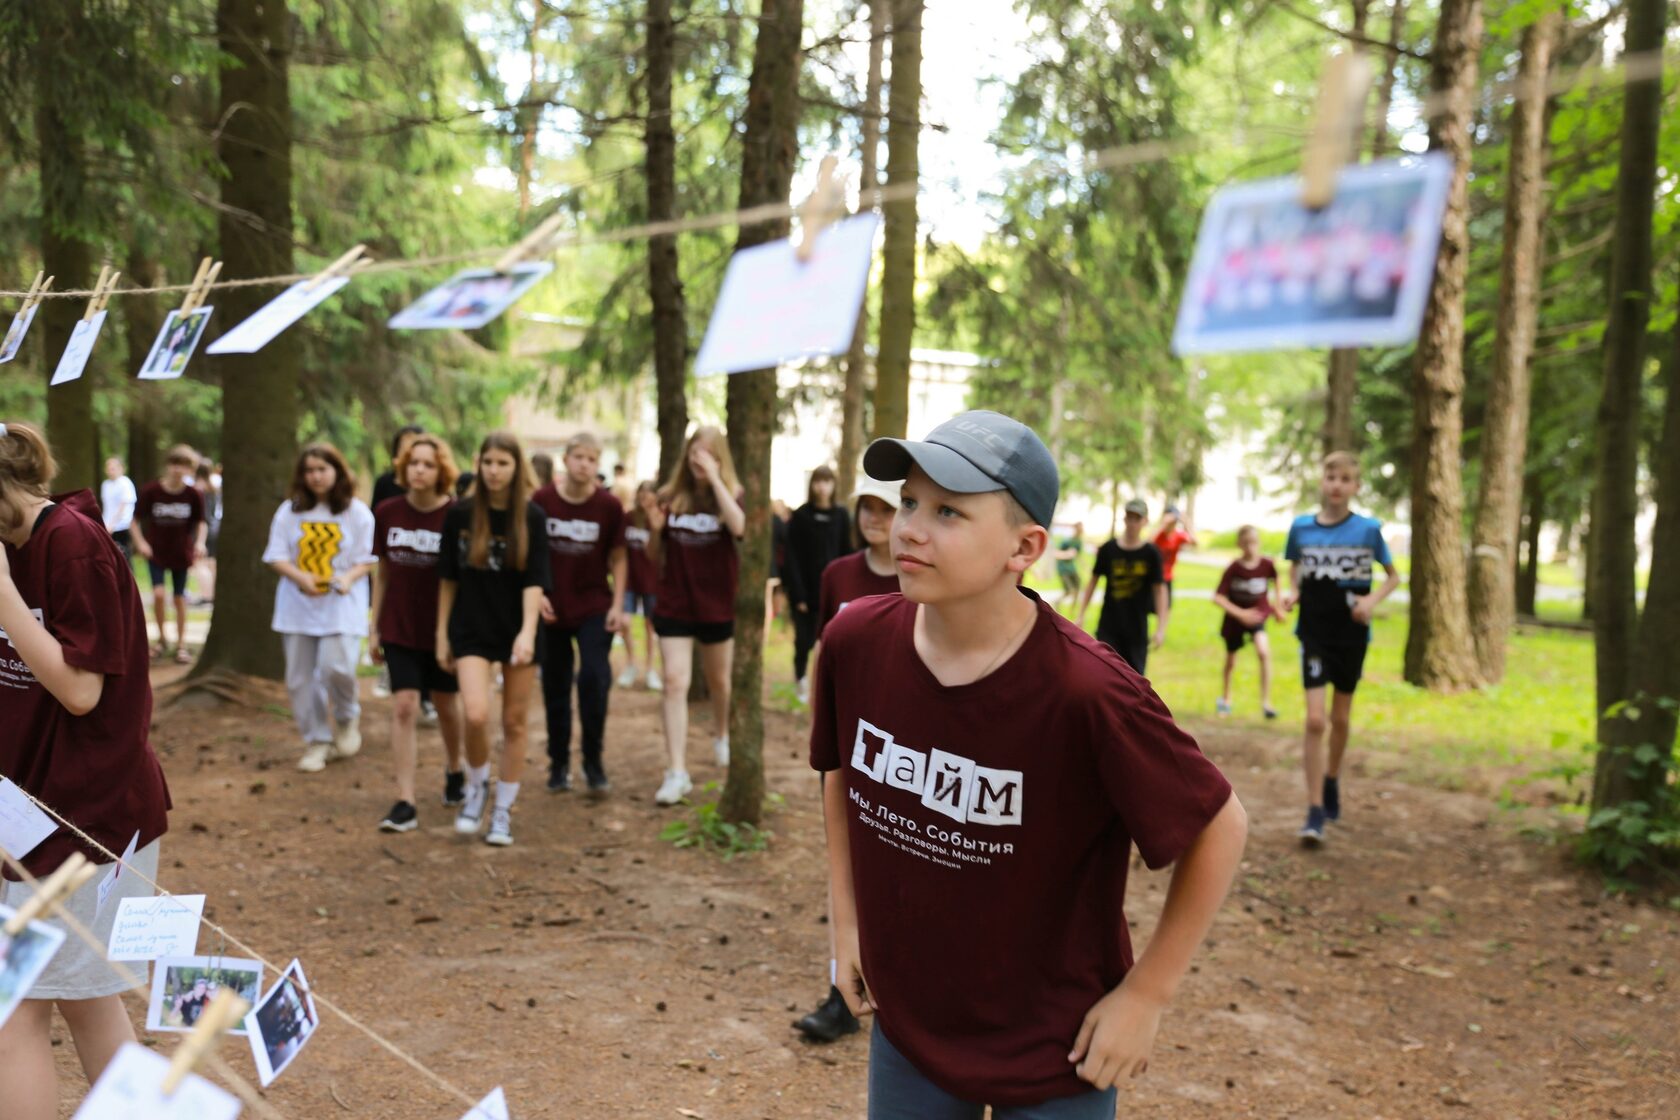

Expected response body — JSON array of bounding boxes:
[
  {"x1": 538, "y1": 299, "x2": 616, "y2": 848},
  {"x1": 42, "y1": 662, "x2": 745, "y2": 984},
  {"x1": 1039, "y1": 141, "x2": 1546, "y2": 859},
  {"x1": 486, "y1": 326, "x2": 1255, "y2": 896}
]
[
  {"x1": 332, "y1": 716, "x2": 362, "y2": 759},
  {"x1": 455, "y1": 780, "x2": 489, "y2": 834},
  {"x1": 713, "y1": 736, "x2": 730, "y2": 767},
  {"x1": 654, "y1": 770, "x2": 692, "y2": 806},
  {"x1": 485, "y1": 808, "x2": 513, "y2": 846},
  {"x1": 419, "y1": 699, "x2": 438, "y2": 727},
  {"x1": 297, "y1": 743, "x2": 331, "y2": 773},
  {"x1": 616, "y1": 665, "x2": 638, "y2": 689},
  {"x1": 646, "y1": 668, "x2": 662, "y2": 692},
  {"x1": 372, "y1": 665, "x2": 391, "y2": 699},
  {"x1": 797, "y1": 678, "x2": 810, "y2": 705}
]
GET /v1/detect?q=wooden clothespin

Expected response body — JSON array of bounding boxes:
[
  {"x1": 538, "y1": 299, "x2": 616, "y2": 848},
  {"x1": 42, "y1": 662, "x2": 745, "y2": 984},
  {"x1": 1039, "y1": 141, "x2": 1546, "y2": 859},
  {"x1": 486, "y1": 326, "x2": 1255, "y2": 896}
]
[
  {"x1": 795, "y1": 156, "x2": 848, "y2": 263},
  {"x1": 301, "y1": 244, "x2": 370, "y2": 292},
  {"x1": 492, "y1": 213, "x2": 568, "y2": 274},
  {"x1": 176, "y1": 257, "x2": 224, "y2": 315},
  {"x1": 161, "y1": 988, "x2": 252, "y2": 1096},
  {"x1": 1300, "y1": 52, "x2": 1375, "y2": 210},
  {"x1": 83, "y1": 266, "x2": 121, "y2": 321},
  {"x1": 2, "y1": 852, "x2": 98, "y2": 937},
  {"x1": 16, "y1": 271, "x2": 55, "y2": 316}
]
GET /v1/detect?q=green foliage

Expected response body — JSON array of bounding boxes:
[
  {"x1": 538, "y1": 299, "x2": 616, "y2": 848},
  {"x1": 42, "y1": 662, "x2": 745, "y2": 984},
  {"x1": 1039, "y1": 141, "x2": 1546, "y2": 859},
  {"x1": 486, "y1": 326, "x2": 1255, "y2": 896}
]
[{"x1": 658, "y1": 782, "x2": 776, "y2": 859}]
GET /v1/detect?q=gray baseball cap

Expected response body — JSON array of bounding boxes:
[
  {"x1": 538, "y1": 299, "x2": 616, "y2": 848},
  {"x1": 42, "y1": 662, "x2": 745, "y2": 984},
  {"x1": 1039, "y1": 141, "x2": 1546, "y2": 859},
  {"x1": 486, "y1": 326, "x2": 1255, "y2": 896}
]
[
  {"x1": 863, "y1": 410, "x2": 1058, "y2": 528},
  {"x1": 1124, "y1": 498, "x2": 1149, "y2": 517}
]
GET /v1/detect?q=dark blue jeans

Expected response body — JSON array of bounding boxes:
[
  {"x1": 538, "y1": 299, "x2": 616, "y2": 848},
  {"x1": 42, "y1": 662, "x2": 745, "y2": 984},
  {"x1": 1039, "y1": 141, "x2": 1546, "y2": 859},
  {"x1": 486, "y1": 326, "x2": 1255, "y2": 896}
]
[
  {"x1": 867, "y1": 1022, "x2": 1119, "y2": 1120},
  {"x1": 542, "y1": 613, "x2": 612, "y2": 777}
]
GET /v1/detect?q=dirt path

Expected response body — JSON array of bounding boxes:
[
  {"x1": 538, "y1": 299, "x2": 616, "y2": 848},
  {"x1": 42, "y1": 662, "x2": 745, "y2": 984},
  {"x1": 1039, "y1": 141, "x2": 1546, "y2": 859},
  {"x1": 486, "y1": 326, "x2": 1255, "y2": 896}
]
[{"x1": 53, "y1": 670, "x2": 1679, "y2": 1118}]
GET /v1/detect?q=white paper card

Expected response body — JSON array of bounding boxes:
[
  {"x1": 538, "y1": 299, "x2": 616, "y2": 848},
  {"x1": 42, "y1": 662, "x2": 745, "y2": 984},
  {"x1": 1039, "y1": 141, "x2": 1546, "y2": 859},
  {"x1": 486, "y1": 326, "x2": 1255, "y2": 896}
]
[
  {"x1": 108, "y1": 894, "x2": 205, "y2": 961},
  {"x1": 207, "y1": 277, "x2": 349, "y2": 354},
  {"x1": 1173, "y1": 153, "x2": 1452, "y2": 354},
  {"x1": 137, "y1": 307, "x2": 215, "y2": 380},
  {"x1": 97, "y1": 830, "x2": 140, "y2": 919},
  {"x1": 0, "y1": 777, "x2": 56, "y2": 861},
  {"x1": 0, "y1": 304, "x2": 38, "y2": 364},
  {"x1": 71, "y1": 1041, "x2": 241, "y2": 1120},
  {"x1": 694, "y1": 213, "x2": 880, "y2": 376},
  {"x1": 388, "y1": 262, "x2": 553, "y2": 331},
  {"x1": 462, "y1": 1087, "x2": 509, "y2": 1120},
  {"x1": 51, "y1": 311, "x2": 108, "y2": 386},
  {"x1": 0, "y1": 903, "x2": 67, "y2": 1030},
  {"x1": 148, "y1": 955, "x2": 263, "y2": 1035},
  {"x1": 244, "y1": 959, "x2": 320, "y2": 1087}
]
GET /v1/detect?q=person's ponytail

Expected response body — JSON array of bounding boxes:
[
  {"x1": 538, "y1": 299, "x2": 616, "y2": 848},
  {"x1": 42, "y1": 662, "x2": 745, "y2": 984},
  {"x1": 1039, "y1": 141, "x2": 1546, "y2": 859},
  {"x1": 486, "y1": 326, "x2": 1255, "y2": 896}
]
[{"x1": 0, "y1": 421, "x2": 56, "y2": 535}]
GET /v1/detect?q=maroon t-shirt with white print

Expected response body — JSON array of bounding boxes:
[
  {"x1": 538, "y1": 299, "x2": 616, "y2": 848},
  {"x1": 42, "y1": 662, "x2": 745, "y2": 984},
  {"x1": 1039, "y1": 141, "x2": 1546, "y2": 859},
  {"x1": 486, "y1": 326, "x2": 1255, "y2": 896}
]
[
  {"x1": 624, "y1": 523, "x2": 657, "y2": 595},
  {"x1": 136, "y1": 479, "x2": 204, "y2": 571},
  {"x1": 817, "y1": 550, "x2": 900, "y2": 636},
  {"x1": 809, "y1": 590, "x2": 1232, "y2": 1105},
  {"x1": 1, "y1": 491, "x2": 171, "y2": 880},
  {"x1": 531, "y1": 484, "x2": 625, "y2": 628},
  {"x1": 654, "y1": 497, "x2": 741, "y2": 624},
  {"x1": 373, "y1": 495, "x2": 451, "y2": 651}
]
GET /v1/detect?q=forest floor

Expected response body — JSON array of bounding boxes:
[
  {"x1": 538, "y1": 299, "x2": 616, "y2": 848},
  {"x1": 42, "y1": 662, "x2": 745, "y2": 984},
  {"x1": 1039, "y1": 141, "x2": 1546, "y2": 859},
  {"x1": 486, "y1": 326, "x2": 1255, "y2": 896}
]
[{"x1": 50, "y1": 655, "x2": 1680, "y2": 1120}]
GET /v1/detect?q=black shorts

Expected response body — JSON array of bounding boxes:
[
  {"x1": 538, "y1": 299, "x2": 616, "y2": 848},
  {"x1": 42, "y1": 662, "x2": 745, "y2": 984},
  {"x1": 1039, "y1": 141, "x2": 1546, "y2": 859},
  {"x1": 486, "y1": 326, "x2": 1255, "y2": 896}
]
[
  {"x1": 112, "y1": 529, "x2": 133, "y2": 559},
  {"x1": 383, "y1": 642, "x2": 459, "y2": 694},
  {"x1": 1301, "y1": 640, "x2": 1367, "y2": 694},
  {"x1": 147, "y1": 562, "x2": 188, "y2": 597},
  {"x1": 1222, "y1": 625, "x2": 1265, "y2": 654},
  {"x1": 1097, "y1": 629, "x2": 1149, "y2": 676},
  {"x1": 652, "y1": 615, "x2": 734, "y2": 645}
]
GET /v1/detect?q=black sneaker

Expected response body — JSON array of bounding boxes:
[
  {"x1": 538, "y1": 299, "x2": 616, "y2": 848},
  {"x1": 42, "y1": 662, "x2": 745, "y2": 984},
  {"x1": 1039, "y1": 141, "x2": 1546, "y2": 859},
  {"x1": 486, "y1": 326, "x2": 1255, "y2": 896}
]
[
  {"x1": 547, "y1": 770, "x2": 572, "y2": 793},
  {"x1": 1299, "y1": 805, "x2": 1328, "y2": 847},
  {"x1": 443, "y1": 771, "x2": 466, "y2": 807},
  {"x1": 380, "y1": 801, "x2": 418, "y2": 833},
  {"x1": 584, "y1": 763, "x2": 611, "y2": 797},
  {"x1": 793, "y1": 985, "x2": 860, "y2": 1043},
  {"x1": 1323, "y1": 776, "x2": 1341, "y2": 822}
]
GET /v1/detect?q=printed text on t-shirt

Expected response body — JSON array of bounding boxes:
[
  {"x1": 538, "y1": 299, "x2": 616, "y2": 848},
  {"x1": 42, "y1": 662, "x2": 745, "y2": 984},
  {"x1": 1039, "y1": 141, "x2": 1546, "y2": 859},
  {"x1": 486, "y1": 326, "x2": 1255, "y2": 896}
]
[{"x1": 850, "y1": 718, "x2": 1023, "y2": 827}]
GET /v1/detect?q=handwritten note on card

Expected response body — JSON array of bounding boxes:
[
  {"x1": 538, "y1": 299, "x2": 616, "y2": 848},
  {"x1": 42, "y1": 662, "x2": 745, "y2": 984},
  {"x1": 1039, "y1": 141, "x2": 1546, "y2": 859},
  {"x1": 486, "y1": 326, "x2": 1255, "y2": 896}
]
[
  {"x1": 107, "y1": 894, "x2": 205, "y2": 961},
  {"x1": 0, "y1": 778, "x2": 55, "y2": 861},
  {"x1": 72, "y1": 1042, "x2": 241, "y2": 1120}
]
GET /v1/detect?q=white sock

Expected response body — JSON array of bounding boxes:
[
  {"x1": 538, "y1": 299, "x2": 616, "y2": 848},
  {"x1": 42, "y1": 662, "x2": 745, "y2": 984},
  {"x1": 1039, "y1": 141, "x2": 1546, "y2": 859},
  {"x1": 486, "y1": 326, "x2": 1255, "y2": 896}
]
[
  {"x1": 830, "y1": 958, "x2": 838, "y2": 986},
  {"x1": 495, "y1": 781, "x2": 520, "y2": 811},
  {"x1": 468, "y1": 763, "x2": 491, "y2": 787}
]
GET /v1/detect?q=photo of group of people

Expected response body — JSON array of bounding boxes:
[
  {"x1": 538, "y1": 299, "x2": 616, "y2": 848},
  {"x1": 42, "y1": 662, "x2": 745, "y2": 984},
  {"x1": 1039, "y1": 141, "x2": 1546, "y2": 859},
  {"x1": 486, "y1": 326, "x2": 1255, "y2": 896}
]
[
  {"x1": 1174, "y1": 152, "x2": 1451, "y2": 354},
  {"x1": 388, "y1": 262, "x2": 553, "y2": 331},
  {"x1": 145, "y1": 956, "x2": 263, "y2": 1034},
  {"x1": 137, "y1": 307, "x2": 215, "y2": 380},
  {"x1": 0, "y1": 304, "x2": 38, "y2": 364},
  {"x1": 245, "y1": 959, "x2": 320, "y2": 1087},
  {"x1": 0, "y1": 907, "x2": 66, "y2": 1030}
]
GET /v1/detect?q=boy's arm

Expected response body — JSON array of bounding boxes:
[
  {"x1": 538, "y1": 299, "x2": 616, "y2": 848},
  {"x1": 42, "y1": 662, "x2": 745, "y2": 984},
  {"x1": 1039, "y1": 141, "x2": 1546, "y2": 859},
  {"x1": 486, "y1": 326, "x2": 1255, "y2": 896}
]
[
  {"x1": 1151, "y1": 581, "x2": 1169, "y2": 646},
  {"x1": 368, "y1": 563, "x2": 387, "y2": 662},
  {"x1": 1076, "y1": 572, "x2": 1098, "y2": 626},
  {"x1": 824, "y1": 769, "x2": 875, "y2": 1015},
  {"x1": 1353, "y1": 562, "x2": 1402, "y2": 624},
  {"x1": 1069, "y1": 792, "x2": 1247, "y2": 1088},
  {"x1": 1280, "y1": 562, "x2": 1300, "y2": 611}
]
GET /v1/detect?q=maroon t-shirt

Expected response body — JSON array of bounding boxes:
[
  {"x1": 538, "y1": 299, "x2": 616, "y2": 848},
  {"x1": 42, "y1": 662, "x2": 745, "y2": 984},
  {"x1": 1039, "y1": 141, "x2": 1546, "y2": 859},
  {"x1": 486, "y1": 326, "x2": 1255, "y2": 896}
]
[
  {"x1": 809, "y1": 591, "x2": 1232, "y2": 1105},
  {"x1": 817, "y1": 551, "x2": 900, "y2": 636},
  {"x1": 624, "y1": 522, "x2": 657, "y2": 596},
  {"x1": 1, "y1": 491, "x2": 171, "y2": 880},
  {"x1": 136, "y1": 480, "x2": 204, "y2": 571},
  {"x1": 373, "y1": 495, "x2": 452, "y2": 651},
  {"x1": 654, "y1": 497, "x2": 741, "y2": 624},
  {"x1": 531, "y1": 484, "x2": 625, "y2": 628},
  {"x1": 1216, "y1": 558, "x2": 1277, "y2": 612}
]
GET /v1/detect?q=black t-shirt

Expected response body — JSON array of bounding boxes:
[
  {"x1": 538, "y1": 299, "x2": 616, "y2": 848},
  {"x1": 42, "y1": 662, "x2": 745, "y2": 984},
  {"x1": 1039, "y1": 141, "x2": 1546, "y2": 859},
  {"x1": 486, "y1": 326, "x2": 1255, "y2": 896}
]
[
  {"x1": 1091, "y1": 539, "x2": 1163, "y2": 645},
  {"x1": 437, "y1": 499, "x2": 550, "y2": 652},
  {"x1": 784, "y1": 503, "x2": 853, "y2": 608},
  {"x1": 178, "y1": 991, "x2": 209, "y2": 1025},
  {"x1": 371, "y1": 470, "x2": 405, "y2": 510}
]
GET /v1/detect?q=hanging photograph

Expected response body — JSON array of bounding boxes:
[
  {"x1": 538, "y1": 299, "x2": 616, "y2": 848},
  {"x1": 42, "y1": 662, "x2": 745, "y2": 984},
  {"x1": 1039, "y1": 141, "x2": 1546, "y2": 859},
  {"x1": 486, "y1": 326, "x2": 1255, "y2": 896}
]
[
  {"x1": 1172, "y1": 153, "x2": 1452, "y2": 355},
  {"x1": 0, "y1": 304, "x2": 38, "y2": 365},
  {"x1": 51, "y1": 311, "x2": 108, "y2": 387},
  {"x1": 208, "y1": 276, "x2": 350, "y2": 354},
  {"x1": 388, "y1": 262, "x2": 553, "y2": 331},
  {"x1": 137, "y1": 307, "x2": 215, "y2": 380}
]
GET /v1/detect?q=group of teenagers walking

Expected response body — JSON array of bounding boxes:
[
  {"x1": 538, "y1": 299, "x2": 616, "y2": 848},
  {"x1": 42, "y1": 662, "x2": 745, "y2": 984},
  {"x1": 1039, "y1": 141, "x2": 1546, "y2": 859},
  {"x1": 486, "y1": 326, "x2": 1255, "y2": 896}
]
[{"x1": 1, "y1": 402, "x2": 1395, "y2": 1119}]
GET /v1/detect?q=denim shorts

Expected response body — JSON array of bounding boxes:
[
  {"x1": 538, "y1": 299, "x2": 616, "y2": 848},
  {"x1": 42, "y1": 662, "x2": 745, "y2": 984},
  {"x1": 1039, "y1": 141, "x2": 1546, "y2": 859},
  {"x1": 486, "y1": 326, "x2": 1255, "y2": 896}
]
[{"x1": 866, "y1": 1021, "x2": 1119, "y2": 1120}]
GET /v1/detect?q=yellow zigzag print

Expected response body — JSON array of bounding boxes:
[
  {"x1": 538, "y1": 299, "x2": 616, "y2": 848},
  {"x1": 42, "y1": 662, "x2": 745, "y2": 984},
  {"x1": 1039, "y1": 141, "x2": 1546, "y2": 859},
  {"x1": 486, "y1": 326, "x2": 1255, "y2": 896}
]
[{"x1": 298, "y1": 521, "x2": 344, "y2": 585}]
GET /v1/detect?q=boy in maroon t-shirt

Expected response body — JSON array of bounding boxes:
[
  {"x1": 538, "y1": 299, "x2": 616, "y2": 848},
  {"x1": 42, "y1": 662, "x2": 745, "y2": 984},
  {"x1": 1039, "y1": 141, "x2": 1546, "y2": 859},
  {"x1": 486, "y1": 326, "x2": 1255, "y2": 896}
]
[
  {"x1": 532, "y1": 432, "x2": 627, "y2": 794},
  {"x1": 814, "y1": 411, "x2": 1247, "y2": 1117},
  {"x1": 131, "y1": 444, "x2": 206, "y2": 662},
  {"x1": 1211, "y1": 524, "x2": 1284, "y2": 720}
]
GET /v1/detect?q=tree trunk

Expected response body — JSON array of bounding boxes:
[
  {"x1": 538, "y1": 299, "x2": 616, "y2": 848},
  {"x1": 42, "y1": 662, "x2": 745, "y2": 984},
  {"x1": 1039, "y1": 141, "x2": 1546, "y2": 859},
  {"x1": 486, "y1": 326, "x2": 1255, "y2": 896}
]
[
  {"x1": 869, "y1": 0, "x2": 923, "y2": 442},
  {"x1": 122, "y1": 245, "x2": 164, "y2": 483},
  {"x1": 517, "y1": 4, "x2": 544, "y2": 221},
  {"x1": 646, "y1": 0, "x2": 689, "y2": 484},
  {"x1": 717, "y1": 0, "x2": 805, "y2": 827},
  {"x1": 836, "y1": 0, "x2": 887, "y2": 499},
  {"x1": 1366, "y1": 0, "x2": 1408, "y2": 156},
  {"x1": 1515, "y1": 473, "x2": 1542, "y2": 617},
  {"x1": 36, "y1": 2, "x2": 97, "y2": 490},
  {"x1": 1321, "y1": 0, "x2": 1372, "y2": 459},
  {"x1": 1587, "y1": 0, "x2": 1665, "y2": 747},
  {"x1": 1468, "y1": 8, "x2": 1558, "y2": 683},
  {"x1": 1402, "y1": 0, "x2": 1483, "y2": 693},
  {"x1": 194, "y1": 0, "x2": 297, "y2": 682}
]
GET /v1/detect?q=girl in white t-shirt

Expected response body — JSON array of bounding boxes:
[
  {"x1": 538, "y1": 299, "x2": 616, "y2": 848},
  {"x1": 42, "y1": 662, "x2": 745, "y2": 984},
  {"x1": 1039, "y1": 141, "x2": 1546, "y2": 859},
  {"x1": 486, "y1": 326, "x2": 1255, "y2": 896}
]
[{"x1": 263, "y1": 443, "x2": 376, "y2": 773}]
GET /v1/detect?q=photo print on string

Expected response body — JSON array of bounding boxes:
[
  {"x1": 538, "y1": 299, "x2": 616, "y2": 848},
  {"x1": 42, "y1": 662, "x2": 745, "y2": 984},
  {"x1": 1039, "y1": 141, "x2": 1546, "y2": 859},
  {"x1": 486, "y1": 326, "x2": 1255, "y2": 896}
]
[
  {"x1": 51, "y1": 312, "x2": 108, "y2": 386},
  {"x1": 138, "y1": 308, "x2": 215, "y2": 380},
  {"x1": 72, "y1": 1042, "x2": 242, "y2": 1120},
  {"x1": 388, "y1": 262, "x2": 553, "y2": 331},
  {"x1": 244, "y1": 958, "x2": 320, "y2": 1087},
  {"x1": 1172, "y1": 153, "x2": 1452, "y2": 355},
  {"x1": 0, "y1": 904, "x2": 67, "y2": 1030},
  {"x1": 462, "y1": 1087, "x2": 510, "y2": 1120},
  {"x1": 148, "y1": 956, "x2": 262, "y2": 1034},
  {"x1": 693, "y1": 212, "x2": 880, "y2": 375},
  {"x1": 0, "y1": 303, "x2": 38, "y2": 364},
  {"x1": 207, "y1": 276, "x2": 349, "y2": 354}
]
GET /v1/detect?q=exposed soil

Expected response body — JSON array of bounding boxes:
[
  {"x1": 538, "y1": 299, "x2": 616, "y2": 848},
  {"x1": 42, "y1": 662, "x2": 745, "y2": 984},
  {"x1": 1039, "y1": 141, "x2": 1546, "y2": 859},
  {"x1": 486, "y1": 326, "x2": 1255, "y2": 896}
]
[{"x1": 50, "y1": 663, "x2": 1680, "y2": 1119}]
